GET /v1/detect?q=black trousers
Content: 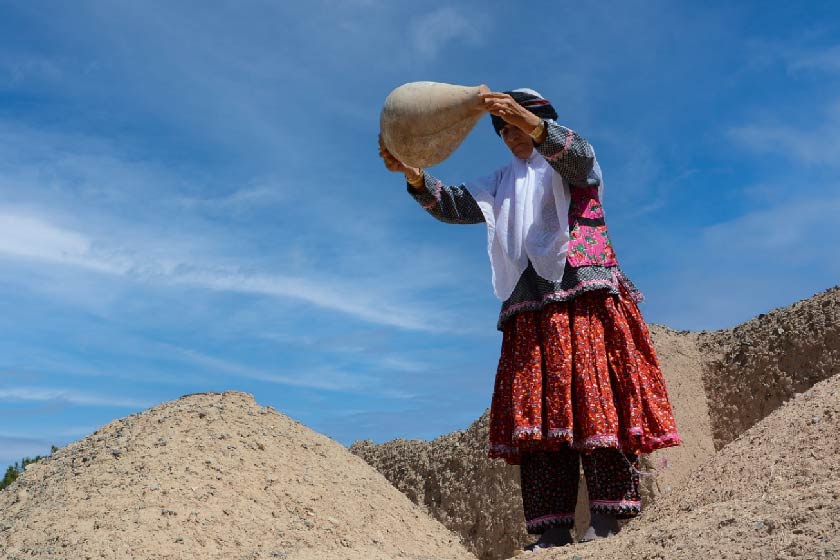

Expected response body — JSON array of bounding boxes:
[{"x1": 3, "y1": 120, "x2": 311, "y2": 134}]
[{"x1": 520, "y1": 447, "x2": 641, "y2": 534}]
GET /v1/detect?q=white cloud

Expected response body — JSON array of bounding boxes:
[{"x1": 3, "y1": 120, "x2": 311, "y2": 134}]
[
  {"x1": 729, "y1": 122, "x2": 840, "y2": 167},
  {"x1": 703, "y1": 191, "x2": 840, "y2": 260},
  {"x1": 376, "y1": 356, "x2": 429, "y2": 374},
  {"x1": 729, "y1": 98, "x2": 840, "y2": 167},
  {"x1": 787, "y1": 44, "x2": 840, "y2": 74},
  {"x1": 177, "y1": 268, "x2": 442, "y2": 331},
  {"x1": 409, "y1": 7, "x2": 489, "y2": 59},
  {"x1": 167, "y1": 344, "x2": 415, "y2": 398},
  {"x1": 769, "y1": 42, "x2": 840, "y2": 75},
  {"x1": 176, "y1": 184, "x2": 288, "y2": 214},
  {"x1": 0, "y1": 386, "x2": 151, "y2": 409},
  {"x1": 644, "y1": 183, "x2": 840, "y2": 331},
  {"x1": 743, "y1": 38, "x2": 840, "y2": 77},
  {"x1": 0, "y1": 211, "x2": 126, "y2": 273},
  {"x1": 0, "y1": 208, "x2": 454, "y2": 332},
  {"x1": 0, "y1": 114, "x2": 485, "y2": 336}
]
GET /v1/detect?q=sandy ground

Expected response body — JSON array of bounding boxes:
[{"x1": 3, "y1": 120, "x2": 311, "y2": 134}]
[
  {"x1": 352, "y1": 413, "x2": 526, "y2": 560},
  {"x1": 0, "y1": 392, "x2": 475, "y2": 560},
  {"x1": 537, "y1": 374, "x2": 840, "y2": 559}
]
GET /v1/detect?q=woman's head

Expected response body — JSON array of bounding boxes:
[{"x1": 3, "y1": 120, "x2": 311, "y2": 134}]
[{"x1": 491, "y1": 90, "x2": 558, "y2": 160}]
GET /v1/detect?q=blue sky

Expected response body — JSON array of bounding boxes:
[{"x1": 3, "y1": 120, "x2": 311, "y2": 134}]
[{"x1": 1, "y1": 1, "x2": 839, "y2": 472}]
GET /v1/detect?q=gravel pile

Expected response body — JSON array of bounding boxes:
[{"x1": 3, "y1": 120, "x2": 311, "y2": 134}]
[
  {"x1": 0, "y1": 391, "x2": 475, "y2": 560},
  {"x1": 699, "y1": 285, "x2": 840, "y2": 448}
]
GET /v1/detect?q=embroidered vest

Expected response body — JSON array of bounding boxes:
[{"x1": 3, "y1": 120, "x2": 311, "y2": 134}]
[{"x1": 566, "y1": 185, "x2": 618, "y2": 267}]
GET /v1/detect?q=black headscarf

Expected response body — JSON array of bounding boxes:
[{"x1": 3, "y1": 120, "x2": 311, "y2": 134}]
[{"x1": 491, "y1": 89, "x2": 558, "y2": 136}]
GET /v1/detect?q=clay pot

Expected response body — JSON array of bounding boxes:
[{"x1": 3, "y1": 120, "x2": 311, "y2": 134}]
[{"x1": 380, "y1": 81, "x2": 488, "y2": 168}]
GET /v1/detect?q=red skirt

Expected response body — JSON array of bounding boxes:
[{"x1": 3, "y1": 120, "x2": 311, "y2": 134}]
[{"x1": 488, "y1": 285, "x2": 681, "y2": 465}]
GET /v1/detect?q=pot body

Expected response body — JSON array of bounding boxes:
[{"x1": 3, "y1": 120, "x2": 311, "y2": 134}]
[{"x1": 380, "y1": 81, "x2": 485, "y2": 168}]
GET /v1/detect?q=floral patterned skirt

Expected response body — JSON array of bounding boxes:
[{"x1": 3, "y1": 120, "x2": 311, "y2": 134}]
[{"x1": 488, "y1": 284, "x2": 681, "y2": 465}]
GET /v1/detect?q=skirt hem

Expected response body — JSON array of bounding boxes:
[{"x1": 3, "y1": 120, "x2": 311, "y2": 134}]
[{"x1": 488, "y1": 431, "x2": 682, "y2": 465}]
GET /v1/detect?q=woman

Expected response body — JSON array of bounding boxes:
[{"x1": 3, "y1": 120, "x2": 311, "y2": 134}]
[{"x1": 379, "y1": 87, "x2": 680, "y2": 549}]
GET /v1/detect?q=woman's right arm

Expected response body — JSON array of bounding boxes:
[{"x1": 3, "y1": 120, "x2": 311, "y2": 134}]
[
  {"x1": 405, "y1": 172, "x2": 486, "y2": 225},
  {"x1": 379, "y1": 135, "x2": 485, "y2": 225}
]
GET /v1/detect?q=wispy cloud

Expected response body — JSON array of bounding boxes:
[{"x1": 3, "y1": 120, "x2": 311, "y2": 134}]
[
  {"x1": 257, "y1": 330, "x2": 431, "y2": 373},
  {"x1": 177, "y1": 184, "x2": 288, "y2": 215},
  {"x1": 169, "y1": 345, "x2": 359, "y2": 391},
  {"x1": 751, "y1": 39, "x2": 840, "y2": 75},
  {"x1": 409, "y1": 7, "x2": 489, "y2": 60},
  {"x1": 0, "y1": 208, "x2": 453, "y2": 332},
  {"x1": 166, "y1": 344, "x2": 416, "y2": 398},
  {"x1": 375, "y1": 356, "x2": 429, "y2": 374},
  {"x1": 741, "y1": 36, "x2": 840, "y2": 77},
  {"x1": 728, "y1": 99, "x2": 840, "y2": 167},
  {"x1": 703, "y1": 191, "x2": 840, "y2": 260},
  {"x1": 728, "y1": 122, "x2": 840, "y2": 167},
  {"x1": 0, "y1": 387, "x2": 151, "y2": 409},
  {"x1": 0, "y1": 111, "x2": 483, "y2": 335},
  {"x1": 785, "y1": 44, "x2": 840, "y2": 74},
  {"x1": 0, "y1": 211, "x2": 127, "y2": 274},
  {"x1": 644, "y1": 180, "x2": 840, "y2": 331},
  {"x1": 173, "y1": 268, "x2": 441, "y2": 332}
]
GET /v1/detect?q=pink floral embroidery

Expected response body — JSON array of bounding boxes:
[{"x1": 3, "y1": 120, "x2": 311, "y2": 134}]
[{"x1": 567, "y1": 186, "x2": 617, "y2": 267}]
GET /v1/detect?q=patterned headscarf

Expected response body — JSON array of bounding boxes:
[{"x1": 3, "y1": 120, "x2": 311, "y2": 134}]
[{"x1": 491, "y1": 88, "x2": 559, "y2": 136}]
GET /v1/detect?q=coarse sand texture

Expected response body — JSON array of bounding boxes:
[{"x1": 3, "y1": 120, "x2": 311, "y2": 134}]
[{"x1": 0, "y1": 392, "x2": 476, "y2": 560}]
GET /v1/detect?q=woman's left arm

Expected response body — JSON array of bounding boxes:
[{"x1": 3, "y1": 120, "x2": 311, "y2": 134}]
[{"x1": 534, "y1": 121, "x2": 599, "y2": 187}]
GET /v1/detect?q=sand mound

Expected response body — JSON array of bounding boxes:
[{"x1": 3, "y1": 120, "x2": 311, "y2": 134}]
[
  {"x1": 0, "y1": 391, "x2": 475, "y2": 560},
  {"x1": 541, "y1": 373, "x2": 840, "y2": 559},
  {"x1": 699, "y1": 286, "x2": 840, "y2": 449},
  {"x1": 352, "y1": 413, "x2": 525, "y2": 560}
]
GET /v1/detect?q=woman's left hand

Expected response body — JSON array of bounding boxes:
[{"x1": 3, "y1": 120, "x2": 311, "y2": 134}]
[{"x1": 480, "y1": 92, "x2": 542, "y2": 133}]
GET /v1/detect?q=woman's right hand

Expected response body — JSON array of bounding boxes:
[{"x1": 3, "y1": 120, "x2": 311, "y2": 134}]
[
  {"x1": 379, "y1": 134, "x2": 423, "y2": 186},
  {"x1": 378, "y1": 134, "x2": 407, "y2": 172}
]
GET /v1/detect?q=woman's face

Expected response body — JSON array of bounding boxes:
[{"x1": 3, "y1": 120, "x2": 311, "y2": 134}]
[{"x1": 500, "y1": 124, "x2": 534, "y2": 160}]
